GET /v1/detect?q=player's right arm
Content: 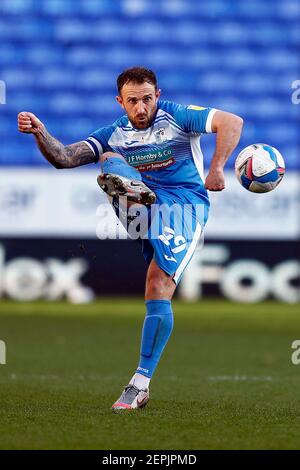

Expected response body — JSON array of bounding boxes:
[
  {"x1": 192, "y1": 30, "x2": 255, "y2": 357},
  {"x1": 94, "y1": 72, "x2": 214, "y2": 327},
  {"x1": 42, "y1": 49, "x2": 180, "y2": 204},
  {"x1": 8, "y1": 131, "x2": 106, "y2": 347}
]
[{"x1": 17, "y1": 112, "x2": 96, "y2": 169}]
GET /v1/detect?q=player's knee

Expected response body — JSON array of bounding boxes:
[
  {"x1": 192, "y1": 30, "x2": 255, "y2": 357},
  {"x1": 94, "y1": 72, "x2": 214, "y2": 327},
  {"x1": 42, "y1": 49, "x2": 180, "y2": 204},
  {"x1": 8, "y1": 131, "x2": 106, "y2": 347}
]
[
  {"x1": 100, "y1": 152, "x2": 125, "y2": 163},
  {"x1": 146, "y1": 270, "x2": 174, "y2": 298}
]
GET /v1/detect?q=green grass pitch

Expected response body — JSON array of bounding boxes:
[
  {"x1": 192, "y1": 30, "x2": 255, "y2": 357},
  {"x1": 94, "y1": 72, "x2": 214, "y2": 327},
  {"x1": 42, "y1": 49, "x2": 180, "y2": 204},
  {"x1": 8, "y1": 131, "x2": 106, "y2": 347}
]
[{"x1": 0, "y1": 298, "x2": 299, "y2": 450}]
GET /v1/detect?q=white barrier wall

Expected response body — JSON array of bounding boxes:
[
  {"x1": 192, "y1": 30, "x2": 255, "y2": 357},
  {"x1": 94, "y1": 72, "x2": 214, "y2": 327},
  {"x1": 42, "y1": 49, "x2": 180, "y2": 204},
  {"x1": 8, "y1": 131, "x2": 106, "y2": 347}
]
[{"x1": 0, "y1": 168, "x2": 299, "y2": 240}]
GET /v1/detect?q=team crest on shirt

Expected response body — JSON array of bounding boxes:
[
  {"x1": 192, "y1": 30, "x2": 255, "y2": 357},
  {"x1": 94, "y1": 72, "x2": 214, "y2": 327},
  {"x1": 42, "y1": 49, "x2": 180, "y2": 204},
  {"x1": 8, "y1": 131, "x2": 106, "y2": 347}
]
[{"x1": 154, "y1": 127, "x2": 167, "y2": 144}]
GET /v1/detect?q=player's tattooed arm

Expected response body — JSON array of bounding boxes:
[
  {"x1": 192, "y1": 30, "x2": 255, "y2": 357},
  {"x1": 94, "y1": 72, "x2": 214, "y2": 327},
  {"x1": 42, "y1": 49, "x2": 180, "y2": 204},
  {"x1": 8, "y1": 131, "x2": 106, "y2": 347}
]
[
  {"x1": 17, "y1": 112, "x2": 95, "y2": 168},
  {"x1": 35, "y1": 129, "x2": 95, "y2": 169}
]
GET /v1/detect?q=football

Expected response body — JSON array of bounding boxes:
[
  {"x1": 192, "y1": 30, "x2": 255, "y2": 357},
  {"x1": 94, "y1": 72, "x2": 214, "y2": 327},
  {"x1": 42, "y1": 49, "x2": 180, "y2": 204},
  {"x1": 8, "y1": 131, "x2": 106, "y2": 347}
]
[{"x1": 235, "y1": 143, "x2": 285, "y2": 193}]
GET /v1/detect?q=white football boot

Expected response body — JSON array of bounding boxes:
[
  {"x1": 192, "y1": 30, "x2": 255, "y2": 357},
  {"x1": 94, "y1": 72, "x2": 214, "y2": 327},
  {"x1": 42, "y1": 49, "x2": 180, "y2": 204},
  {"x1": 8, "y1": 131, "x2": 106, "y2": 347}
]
[
  {"x1": 111, "y1": 384, "x2": 150, "y2": 412},
  {"x1": 97, "y1": 173, "x2": 156, "y2": 206}
]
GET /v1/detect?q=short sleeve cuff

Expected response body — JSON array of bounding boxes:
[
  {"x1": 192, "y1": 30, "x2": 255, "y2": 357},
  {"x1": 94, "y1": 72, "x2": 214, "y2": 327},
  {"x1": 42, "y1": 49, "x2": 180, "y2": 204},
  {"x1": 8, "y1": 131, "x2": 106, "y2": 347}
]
[
  {"x1": 84, "y1": 137, "x2": 103, "y2": 162},
  {"x1": 205, "y1": 108, "x2": 218, "y2": 133}
]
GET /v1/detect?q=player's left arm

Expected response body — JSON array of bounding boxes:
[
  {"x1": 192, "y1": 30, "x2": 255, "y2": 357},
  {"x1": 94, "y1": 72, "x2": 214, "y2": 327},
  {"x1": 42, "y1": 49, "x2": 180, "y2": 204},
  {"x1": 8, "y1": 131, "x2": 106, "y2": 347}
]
[{"x1": 205, "y1": 111, "x2": 243, "y2": 191}]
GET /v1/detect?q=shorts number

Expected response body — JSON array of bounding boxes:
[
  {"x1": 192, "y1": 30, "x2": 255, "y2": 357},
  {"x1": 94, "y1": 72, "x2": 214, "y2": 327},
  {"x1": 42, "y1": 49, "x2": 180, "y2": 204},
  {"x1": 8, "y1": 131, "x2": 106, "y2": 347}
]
[{"x1": 158, "y1": 226, "x2": 187, "y2": 254}]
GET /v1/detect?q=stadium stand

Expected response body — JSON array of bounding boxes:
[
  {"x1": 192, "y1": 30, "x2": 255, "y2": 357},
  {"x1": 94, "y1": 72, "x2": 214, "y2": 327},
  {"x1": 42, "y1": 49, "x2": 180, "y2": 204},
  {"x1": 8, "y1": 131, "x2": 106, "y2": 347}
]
[{"x1": 0, "y1": 0, "x2": 299, "y2": 168}]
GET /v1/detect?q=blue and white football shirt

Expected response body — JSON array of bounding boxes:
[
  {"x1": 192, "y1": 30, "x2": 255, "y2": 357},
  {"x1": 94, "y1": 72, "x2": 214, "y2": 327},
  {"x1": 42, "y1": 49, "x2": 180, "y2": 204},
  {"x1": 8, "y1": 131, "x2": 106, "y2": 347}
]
[
  {"x1": 85, "y1": 100, "x2": 217, "y2": 200},
  {"x1": 85, "y1": 100, "x2": 217, "y2": 282}
]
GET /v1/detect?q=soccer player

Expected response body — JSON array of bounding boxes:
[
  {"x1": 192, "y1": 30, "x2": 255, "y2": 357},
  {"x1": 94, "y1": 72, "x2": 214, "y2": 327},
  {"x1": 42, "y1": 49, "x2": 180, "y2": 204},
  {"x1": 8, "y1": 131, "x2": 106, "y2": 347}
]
[{"x1": 18, "y1": 67, "x2": 243, "y2": 411}]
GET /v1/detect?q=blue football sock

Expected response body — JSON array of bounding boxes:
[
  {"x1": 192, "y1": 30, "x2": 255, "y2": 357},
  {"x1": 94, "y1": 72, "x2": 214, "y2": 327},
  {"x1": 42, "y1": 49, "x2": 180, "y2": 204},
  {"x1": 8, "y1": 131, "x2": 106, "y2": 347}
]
[
  {"x1": 102, "y1": 156, "x2": 142, "y2": 181},
  {"x1": 136, "y1": 300, "x2": 174, "y2": 378}
]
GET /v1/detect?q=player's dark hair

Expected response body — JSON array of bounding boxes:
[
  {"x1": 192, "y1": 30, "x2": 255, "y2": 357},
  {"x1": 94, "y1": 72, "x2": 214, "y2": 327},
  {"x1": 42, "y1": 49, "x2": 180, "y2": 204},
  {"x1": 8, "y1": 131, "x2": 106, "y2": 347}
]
[{"x1": 117, "y1": 67, "x2": 158, "y2": 94}]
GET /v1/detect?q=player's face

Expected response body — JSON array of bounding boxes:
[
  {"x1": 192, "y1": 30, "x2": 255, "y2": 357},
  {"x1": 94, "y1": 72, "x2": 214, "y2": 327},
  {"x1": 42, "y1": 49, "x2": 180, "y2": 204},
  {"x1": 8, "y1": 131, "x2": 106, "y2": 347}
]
[{"x1": 116, "y1": 82, "x2": 161, "y2": 129}]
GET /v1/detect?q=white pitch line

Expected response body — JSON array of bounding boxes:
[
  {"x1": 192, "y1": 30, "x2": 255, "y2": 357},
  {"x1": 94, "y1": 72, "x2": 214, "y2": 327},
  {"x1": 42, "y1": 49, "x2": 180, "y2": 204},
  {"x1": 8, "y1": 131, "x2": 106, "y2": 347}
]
[
  {"x1": 0, "y1": 373, "x2": 273, "y2": 384},
  {"x1": 207, "y1": 375, "x2": 273, "y2": 382}
]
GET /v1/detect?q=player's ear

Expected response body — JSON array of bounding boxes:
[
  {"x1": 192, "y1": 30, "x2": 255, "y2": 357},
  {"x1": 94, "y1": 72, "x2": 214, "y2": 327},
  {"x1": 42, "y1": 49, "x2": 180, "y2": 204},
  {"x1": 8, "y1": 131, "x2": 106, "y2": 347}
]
[
  {"x1": 116, "y1": 95, "x2": 124, "y2": 109},
  {"x1": 155, "y1": 89, "x2": 161, "y2": 100}
]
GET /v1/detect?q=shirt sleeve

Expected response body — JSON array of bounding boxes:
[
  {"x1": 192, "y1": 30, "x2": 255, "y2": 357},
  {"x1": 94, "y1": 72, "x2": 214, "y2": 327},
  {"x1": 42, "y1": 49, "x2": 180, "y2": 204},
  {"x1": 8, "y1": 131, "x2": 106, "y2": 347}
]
[
  {"x1": 172, "y1": 104, "x2": 218, "y2": 134},
  {"x1": 84, "y1": 126, "x2": 114, "y2": 163}
]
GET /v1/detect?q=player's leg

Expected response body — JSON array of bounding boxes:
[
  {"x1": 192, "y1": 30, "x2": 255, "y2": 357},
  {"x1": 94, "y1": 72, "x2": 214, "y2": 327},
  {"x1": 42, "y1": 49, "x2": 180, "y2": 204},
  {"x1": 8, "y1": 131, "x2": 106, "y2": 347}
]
[
  {"x1": 111, "y1": 190, "x2": 207, "y2": 411},
  {"x1": 130, "y1": 259, "x2": 176, "y2": 380},
  {"x1": 112, "y1": 260, "x2": 176, "y2": 411},
  {"x1": 97, "y1": 152, "x2": 156, "y2": 206}
]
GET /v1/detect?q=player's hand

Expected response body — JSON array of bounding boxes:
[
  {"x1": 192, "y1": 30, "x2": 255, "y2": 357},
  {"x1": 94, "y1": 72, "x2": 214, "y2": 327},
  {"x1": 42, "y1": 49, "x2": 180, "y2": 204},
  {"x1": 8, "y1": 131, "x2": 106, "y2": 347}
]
[
  {"x1": 205, "y1": 168, "x2": 225, "y2": 191},
  {"x1": 18, "y1": 112, "x2": 44, "y2": 134}
]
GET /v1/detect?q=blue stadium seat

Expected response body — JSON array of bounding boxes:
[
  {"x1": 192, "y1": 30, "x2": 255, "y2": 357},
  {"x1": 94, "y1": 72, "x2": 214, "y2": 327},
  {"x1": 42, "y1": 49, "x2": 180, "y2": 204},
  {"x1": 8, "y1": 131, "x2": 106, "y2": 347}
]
[
  {"x1": 79, "y1": 70, "x2": 117, "y2": 91},
  {"x1": 0, "y1": 0, "x2": 298, "y2": 170}
]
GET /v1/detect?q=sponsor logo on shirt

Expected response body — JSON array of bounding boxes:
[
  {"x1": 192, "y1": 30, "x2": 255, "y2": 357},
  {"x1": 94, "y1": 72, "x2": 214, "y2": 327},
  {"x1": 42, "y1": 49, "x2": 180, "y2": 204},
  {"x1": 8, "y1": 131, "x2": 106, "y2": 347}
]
[
  {"x1": 124, "y1": 140, "x2": 140, "y2": 146},
  {"x1": 127, "y1": 148, "x2": 175, "y2": 172}
]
